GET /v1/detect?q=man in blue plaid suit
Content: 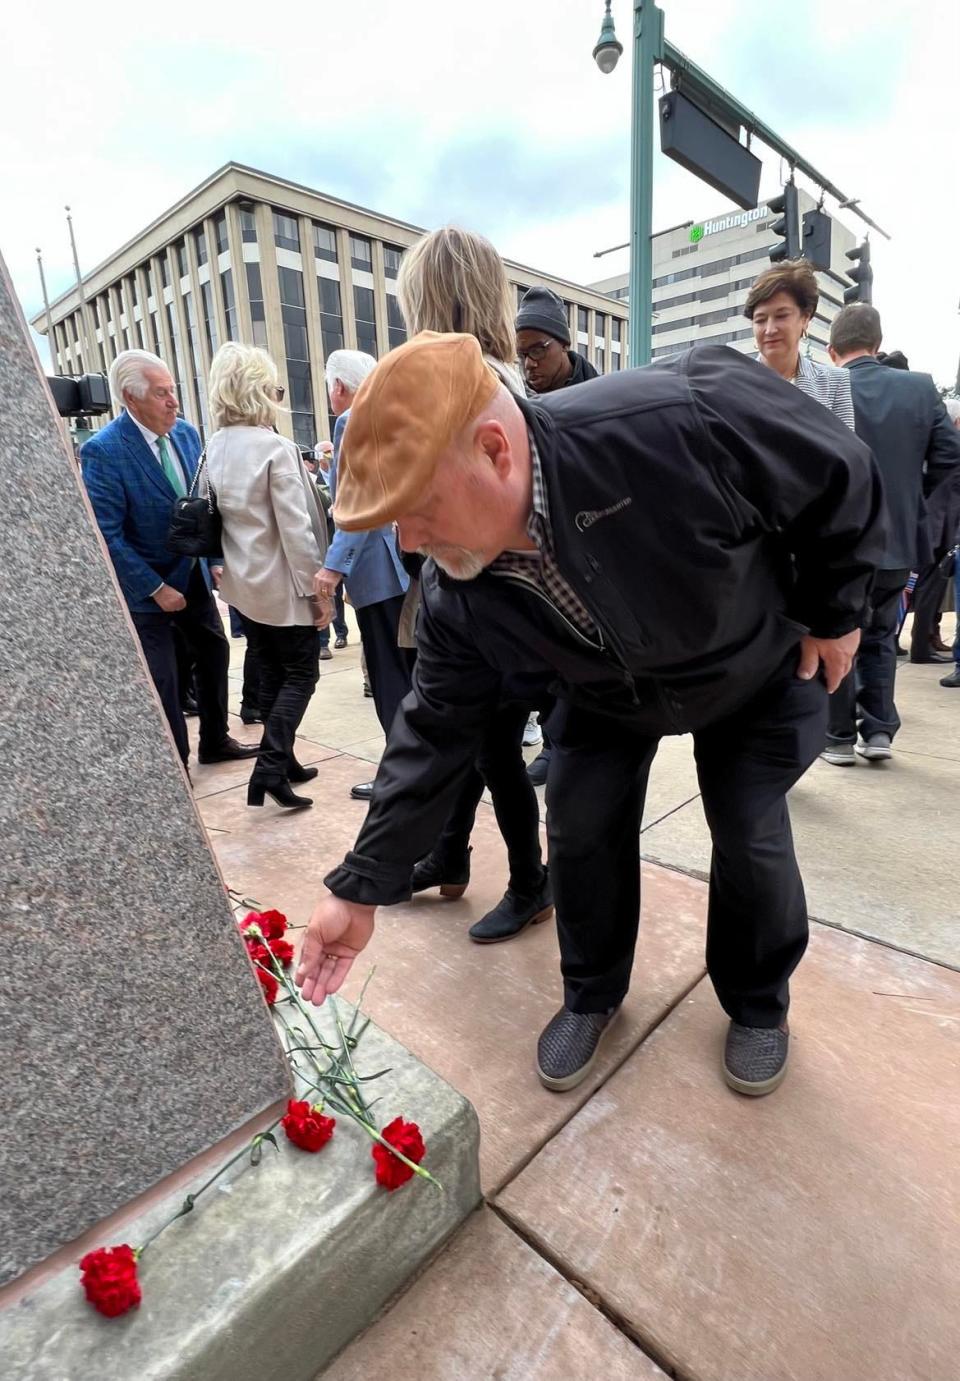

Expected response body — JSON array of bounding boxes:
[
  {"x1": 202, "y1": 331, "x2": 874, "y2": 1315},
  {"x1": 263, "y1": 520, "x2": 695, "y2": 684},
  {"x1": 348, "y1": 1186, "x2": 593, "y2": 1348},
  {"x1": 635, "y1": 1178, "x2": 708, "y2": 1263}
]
[{"x1": 81, "y1": 350, "x2": 259, "y2": 769}]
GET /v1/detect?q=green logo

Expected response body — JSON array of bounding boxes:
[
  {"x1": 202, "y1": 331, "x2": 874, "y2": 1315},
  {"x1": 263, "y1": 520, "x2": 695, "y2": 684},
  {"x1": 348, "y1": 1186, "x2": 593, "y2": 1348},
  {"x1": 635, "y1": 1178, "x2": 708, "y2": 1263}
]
[{"x1": 689, "y1": 224, "x2": 704, "y2": 243}]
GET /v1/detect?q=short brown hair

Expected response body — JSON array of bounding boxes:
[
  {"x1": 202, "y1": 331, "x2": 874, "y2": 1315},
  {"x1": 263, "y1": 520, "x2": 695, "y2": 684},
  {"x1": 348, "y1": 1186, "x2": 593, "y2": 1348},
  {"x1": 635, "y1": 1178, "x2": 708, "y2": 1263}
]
[
  {"x1": 830, "y1": 303, "x2": 882, "y2": 356},
  {"x1": 744, "y1": 260, "x2": 819, "y2": 320}
]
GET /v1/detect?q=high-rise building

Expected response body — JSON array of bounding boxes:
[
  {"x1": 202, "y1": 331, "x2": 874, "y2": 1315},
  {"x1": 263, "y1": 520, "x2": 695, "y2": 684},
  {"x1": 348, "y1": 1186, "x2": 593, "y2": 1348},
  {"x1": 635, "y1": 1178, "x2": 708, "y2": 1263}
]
[
  {"x1": 31, "y1": 163, "x2": 628, "y2": 445},
  {"x1": 590, "y1": 189, "x2": 858, "y2": 365}
]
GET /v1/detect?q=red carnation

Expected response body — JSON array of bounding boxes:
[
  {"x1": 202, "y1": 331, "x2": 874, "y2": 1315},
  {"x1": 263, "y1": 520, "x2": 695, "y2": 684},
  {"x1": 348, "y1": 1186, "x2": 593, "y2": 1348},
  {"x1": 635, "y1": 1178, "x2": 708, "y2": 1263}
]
[
  {"x1": 79, "y1": 1244, "x2": 141, "y2": 1318},
  {"x1": 245, "y1": 938, "x2": 272, "y2": 968},
  {"x1": 268, "y1": 936, "x2": 295, "y2": 968},
  {"x1": 257, "y1": 967, "x2": 278, "y2": 1005},
  {"x1": 242, "y1": 909, "x2": 287, "y2": 941},
  {"x1": 372, "y1": 1117, "x2": 426, "y2": 1190},
  {"x1": 281, "y1": 1099, "x2": 336, "y2": 1152}
]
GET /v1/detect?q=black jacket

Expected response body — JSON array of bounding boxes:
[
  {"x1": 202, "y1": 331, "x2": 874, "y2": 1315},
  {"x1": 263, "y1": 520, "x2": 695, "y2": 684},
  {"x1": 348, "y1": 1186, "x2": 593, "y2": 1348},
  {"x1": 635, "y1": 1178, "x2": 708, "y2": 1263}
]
[
  {"x1": 327, "y1": 346, "x2": 885, "y2": 906},
  {"x1": 846, "y1": 356, "x2": 960, "y2": 569},
  {"x1": 565, "y1": 351, "x2": 599, "y2": 386}
]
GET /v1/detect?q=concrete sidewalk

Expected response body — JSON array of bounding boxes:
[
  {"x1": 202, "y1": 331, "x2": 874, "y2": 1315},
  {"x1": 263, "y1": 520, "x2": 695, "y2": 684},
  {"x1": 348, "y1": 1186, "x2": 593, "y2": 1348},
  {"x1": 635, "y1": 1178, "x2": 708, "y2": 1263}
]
[{"x1": 198, "y1": 609, "x2": 958, "y2": 1380}]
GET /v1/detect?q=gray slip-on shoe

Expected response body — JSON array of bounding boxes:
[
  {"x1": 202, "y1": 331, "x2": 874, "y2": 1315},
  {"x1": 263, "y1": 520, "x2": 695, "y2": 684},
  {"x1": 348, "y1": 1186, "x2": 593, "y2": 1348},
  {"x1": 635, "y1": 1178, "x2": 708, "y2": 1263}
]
[
  {"x1": 723, "y1": 1022, "x2": 789, "y2": 1096},
  {"x1": 536, "y1": 1005, "x2": 620, "y2": 1092}
]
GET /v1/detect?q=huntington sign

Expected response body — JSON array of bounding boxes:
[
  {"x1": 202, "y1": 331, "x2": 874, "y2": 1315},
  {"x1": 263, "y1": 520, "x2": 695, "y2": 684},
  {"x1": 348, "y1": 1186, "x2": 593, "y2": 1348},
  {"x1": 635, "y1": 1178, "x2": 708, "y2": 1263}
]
[{"x1": 689, "y1": 206, "x2": 767, "y2": 243}]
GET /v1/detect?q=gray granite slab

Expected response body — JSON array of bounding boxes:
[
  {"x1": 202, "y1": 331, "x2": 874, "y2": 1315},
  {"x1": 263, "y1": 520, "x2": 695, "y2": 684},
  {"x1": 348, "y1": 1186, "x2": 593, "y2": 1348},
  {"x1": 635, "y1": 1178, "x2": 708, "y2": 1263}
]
[
  {"x1": 0, "y1": 257, "x2": 290, "y2": 1286},
  {"x1": 0, "y1": 1003, "x2": 481, "y2": 1381}
]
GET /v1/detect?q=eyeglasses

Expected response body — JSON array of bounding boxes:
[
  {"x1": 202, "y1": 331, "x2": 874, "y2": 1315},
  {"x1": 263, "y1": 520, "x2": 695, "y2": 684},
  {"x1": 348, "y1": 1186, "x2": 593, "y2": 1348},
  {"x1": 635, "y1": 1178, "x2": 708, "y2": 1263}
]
[{"x1": 517, "y1": 339, "x2": 556, "y2": 364}]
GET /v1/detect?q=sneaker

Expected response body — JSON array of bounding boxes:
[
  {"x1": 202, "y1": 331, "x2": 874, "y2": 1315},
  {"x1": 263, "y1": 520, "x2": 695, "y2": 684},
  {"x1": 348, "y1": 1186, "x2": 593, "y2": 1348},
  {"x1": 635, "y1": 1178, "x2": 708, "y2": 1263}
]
[
  {"x1": 334, "y1": 635, "x2": 348, "y2": 649},
  {"x1": 820, "y1": 743, "x2": 855, "y2": 766},
  {"x1": 526, "y1": 749, "x2": 551, "y2": 787},
  {"x1": 536, "y1": 1006, "x2": 619, "y2": 1092},
  {"x1": 411, "y1": 848, "x2": 471, "y2": 899},
  {"x1": 855, "y1": 732, "x2": 892, "y2": 761},
  {"x1": 522, "y1": 714, "x2": 543, "y2": 749},
  {"x1": 469, "y1": 876, "x2": 554, "y2": 943},
  {"x1": 319, "y1": 645, "x2": 333, "y2": 661},
  {"x1": 723, "y1": 1021, "x2": 789, "y2": 1096}
]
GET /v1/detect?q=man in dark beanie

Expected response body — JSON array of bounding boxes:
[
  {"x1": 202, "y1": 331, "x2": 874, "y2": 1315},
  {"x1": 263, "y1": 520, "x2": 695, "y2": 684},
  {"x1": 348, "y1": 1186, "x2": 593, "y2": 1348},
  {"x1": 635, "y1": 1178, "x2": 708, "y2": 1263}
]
[{"x1": 516, "y1": 287, "x2": 598, "y2": 394}]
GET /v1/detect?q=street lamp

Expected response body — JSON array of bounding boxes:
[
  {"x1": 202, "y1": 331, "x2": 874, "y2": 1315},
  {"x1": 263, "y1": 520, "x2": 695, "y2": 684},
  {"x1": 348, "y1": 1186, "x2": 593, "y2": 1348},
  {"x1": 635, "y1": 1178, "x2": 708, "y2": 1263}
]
[{"x1": 592, "y1": 2, "x2": 623, "y2": 75}]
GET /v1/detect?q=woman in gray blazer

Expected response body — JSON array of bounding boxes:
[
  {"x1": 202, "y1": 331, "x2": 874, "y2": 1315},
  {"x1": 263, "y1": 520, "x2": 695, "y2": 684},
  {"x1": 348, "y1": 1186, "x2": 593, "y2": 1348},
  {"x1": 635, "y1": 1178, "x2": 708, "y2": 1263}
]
[{"x1": 206, "y1": 344, "x2": 329, "y2": 810}]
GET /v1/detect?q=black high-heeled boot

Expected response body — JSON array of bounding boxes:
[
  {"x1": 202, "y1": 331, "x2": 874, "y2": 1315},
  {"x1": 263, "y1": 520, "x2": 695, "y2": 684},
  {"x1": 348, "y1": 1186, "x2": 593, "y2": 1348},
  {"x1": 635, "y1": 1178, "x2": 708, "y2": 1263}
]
[
  {"x1": 287, "y1": 761, "x2": 319, "y2": 784},
  {"x1": 247, "y1": 777, "x2": 313, "y2": 810},
  {"x1": 410, "y1": 847, "x2": 472, "y2": 898}
]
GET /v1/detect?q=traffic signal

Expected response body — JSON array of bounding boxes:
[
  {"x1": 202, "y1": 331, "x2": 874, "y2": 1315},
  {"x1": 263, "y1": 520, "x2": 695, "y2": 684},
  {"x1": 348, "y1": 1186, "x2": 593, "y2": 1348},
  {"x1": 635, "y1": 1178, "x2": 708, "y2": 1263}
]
[
  {"x1": 767, "y1": 184, "x2": 800, "y2": 263},
  {"x1": 801, "y1": 209, "x2": 832, "y2": 271},
  {"x1": 844, "y1": 241, "x2": 873, "y2": 304}
]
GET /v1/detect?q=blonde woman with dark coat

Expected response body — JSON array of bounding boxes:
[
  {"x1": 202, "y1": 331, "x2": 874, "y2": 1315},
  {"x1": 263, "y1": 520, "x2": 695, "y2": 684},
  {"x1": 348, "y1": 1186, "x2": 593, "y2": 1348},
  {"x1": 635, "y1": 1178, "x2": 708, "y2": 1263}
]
[{"x1": 206, "y1": 344, "x2": 330, "y2": 810}]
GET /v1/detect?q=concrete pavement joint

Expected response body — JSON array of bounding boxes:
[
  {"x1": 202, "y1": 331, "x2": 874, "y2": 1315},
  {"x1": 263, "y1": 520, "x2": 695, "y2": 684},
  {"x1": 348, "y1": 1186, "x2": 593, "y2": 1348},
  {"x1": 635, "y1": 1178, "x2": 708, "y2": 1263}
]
[
  {"x1": 487, "y1": 1199, "x2": 690, "y2": 1381},
  {"x1": 640, "y1": 792, "x2": 703, "y2": 836}
]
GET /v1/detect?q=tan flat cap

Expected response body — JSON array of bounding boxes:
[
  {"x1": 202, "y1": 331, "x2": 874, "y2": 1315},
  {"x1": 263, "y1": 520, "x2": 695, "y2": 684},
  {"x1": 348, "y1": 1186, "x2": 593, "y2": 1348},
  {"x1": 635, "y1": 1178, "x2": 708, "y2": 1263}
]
[{"x1": 333, "y1": 331, "x2": 499, "y2": 531}]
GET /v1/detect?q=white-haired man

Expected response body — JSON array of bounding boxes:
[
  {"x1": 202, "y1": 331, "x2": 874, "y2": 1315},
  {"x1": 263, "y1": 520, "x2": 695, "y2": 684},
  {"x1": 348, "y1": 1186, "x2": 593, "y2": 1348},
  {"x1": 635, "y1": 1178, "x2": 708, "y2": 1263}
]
[
  {"x1": 315, "y1": 350, "x2": 414, "y2": 800},
  {"x1": 80, "y1": 349, "x2": 258, "y2": 769}
]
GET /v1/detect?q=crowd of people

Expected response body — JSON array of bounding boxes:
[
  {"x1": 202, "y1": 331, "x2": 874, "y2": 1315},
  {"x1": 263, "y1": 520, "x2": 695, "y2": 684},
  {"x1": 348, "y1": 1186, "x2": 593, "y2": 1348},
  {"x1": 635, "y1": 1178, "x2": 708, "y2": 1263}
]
[{"x1": 78, "y1": 225, "x2": 960, "y2": 1101}]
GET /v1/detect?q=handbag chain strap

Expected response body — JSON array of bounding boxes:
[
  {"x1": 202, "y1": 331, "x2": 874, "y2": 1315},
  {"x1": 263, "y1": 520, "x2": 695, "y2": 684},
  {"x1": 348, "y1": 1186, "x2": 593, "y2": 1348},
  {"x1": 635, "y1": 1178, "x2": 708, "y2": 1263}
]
[{"x1": 185, "y1": 446, "x2": 217, "y2": 514}]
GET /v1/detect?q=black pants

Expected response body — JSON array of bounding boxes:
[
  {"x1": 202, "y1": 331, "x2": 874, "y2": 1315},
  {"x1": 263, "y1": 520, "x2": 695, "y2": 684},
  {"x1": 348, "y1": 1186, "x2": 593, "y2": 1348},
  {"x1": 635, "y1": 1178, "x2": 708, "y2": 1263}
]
[
  {"x1": 355, "y1": 595, "x2": 416, "y2": 736},
  {"x1": 910, "y1": 563, "x2": 948, "y2": 657},
  {"x1": 546, "y1": 661, "x2": 827, "y2": 1027},
  {"x1": 243, "y1": 621, "x2": 320, "y2": 781},
  {"x1": 232, "y1": 610, "x2": 263, "y2": 716},
  {"x1": 433, "y1": 703, "x2": 545, "y2": 897},
  {"x1": 132, "y1": 567, "x2": 230, "y2": 764},
  {"x1": 827, "y1": 568, "x2": 909, "y2": 745}
]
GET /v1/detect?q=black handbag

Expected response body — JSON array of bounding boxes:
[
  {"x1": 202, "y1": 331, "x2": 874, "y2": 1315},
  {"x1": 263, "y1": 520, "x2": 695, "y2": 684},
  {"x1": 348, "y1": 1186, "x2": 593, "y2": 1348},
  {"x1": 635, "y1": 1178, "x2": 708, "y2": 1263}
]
[{"x1": 167, "y1": 449, "x2": 223, "y2": 558}]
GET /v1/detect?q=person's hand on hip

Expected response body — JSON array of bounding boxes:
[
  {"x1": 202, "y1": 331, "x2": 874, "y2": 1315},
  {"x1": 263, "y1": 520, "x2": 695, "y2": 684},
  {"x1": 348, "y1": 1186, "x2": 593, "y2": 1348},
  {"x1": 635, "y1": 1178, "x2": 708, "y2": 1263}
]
[{"x1": 796, "y1": 629, "x2": 861, "y2": 693}]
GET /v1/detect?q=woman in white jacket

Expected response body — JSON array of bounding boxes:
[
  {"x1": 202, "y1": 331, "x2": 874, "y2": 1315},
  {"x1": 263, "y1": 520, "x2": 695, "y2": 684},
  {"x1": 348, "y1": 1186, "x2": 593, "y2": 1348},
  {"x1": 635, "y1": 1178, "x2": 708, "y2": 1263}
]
[{"x1": 206, "y1": 344, "x2": 329, "y2": 810}]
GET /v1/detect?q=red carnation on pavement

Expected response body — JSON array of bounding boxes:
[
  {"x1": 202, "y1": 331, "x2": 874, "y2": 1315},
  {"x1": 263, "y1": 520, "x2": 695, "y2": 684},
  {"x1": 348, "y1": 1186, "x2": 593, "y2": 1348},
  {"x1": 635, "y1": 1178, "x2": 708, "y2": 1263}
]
[
  {"x1": 242, "y1": 909, "x2": 287, "y2": 940},
  {"x1": 268, "y1": 936, "x2": 295, "y2": 968},
  {"x1": 79, "y1": 1244, "x2": 141, "y2": 1318},
  {"x1": 257, "y1": 967, "x2": 278, "y2": 1005},
  {"x1": 372, "y1": 1117, "x2": 426, "y2": 1190},
  {"x1": 245, "y1": 937, "x2": 272, "y2": 968},
  {"x1": 281, "y1": 1099, "x2": 336, "y2": 1152}
]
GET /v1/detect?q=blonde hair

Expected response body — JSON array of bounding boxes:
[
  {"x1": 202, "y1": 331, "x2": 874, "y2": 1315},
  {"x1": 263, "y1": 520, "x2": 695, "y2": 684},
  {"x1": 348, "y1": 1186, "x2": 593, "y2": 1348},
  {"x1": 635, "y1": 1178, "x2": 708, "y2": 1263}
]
[
  {"x1": 397, "y1": 226, "x2": 516, "y2": 366},
  {"x1": 208, "y1": 343, "x2": 281, "y2": 430}
]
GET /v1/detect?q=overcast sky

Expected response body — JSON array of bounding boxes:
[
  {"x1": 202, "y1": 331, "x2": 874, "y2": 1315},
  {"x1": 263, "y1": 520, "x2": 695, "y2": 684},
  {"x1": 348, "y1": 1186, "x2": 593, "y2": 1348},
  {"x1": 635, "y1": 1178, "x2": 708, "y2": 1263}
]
[{"x1": 2, "y1": 0, "x2": 958, "y2": 383}]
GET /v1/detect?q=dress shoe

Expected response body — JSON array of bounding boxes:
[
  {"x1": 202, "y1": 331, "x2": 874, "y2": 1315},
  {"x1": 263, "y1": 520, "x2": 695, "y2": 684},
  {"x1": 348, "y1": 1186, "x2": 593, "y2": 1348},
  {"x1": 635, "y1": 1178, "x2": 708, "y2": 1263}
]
[
  {"x1": 198, "y1": 736, "x2": 261, "y2": 764},
  {"x1": 537, "y1": 1006, "x2": 620, "y2": 1092},
  {"x1": 247, "y1": 777, "x2": 312, "y2": 810},
  {"x1": 723, "y1": 1021, "x2": 789, "y2": 1096},
  {"x1": 319, "y1": 645, "x2": 333, "y2": 661},
  {"x1": 469, "y1": 875, "x2": 554, "y2": 943},
  {"x1": 939, "y1": 668, "x2": 960, "y2": 688},
  {"x1": 910, "y1": 652, "x2": 953, "y2": 664},
  {"x1": 411, "y1": 848, "x2": 471, "y2": 899},
  {"x1": 526, "y1": 748, "x2": 551, "y2": 787},
  {"x1": 181, "y1": 695, "x2": 199, "y2": 717},
  {"x1": 240, "y1": 706, "x2": 263, "y2": 725},
  {"x1": 288, "y1": 762, "x2": 319, "y2": 783},
  {"x1": 895, "y1": 643, "x2": 908, "y2": 657},
  {"x1": 856, "y1": 732, "x2": 893, "y2": 761},
  {"x1": 363, "y1": 684, "x2": 374, "y2": 699},
  {"x1": 820, "y1": 743, "x2": 855, "y2": 766},
  {"x1": 931, "y1": 633, "x2": 951, "y2": 653},
  {"x1": 334, "y1": 635, "x2": 348, "y2": 649},
  {"x1": 350, "y1": 781, "x2": 375, "y2": 800}
]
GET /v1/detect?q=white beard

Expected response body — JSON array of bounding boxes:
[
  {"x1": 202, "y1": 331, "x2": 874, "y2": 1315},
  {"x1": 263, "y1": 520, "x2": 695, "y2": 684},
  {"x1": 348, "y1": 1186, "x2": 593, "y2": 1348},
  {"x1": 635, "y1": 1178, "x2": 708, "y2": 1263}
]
[{"x1": 419, "y1": 545, "x2": 486, "y2": 581}]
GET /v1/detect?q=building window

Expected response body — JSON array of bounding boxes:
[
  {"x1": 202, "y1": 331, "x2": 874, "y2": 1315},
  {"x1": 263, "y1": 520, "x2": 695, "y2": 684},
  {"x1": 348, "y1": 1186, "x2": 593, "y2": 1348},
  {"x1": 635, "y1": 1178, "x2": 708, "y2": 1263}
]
[
  {"x1": 193, "y1": 226, "x2": 209, "y2": 268},
  {"x1": 150, "y1": 307, "x2": 161, "y2": 355},
  {"x1": 213, "y1": 211, "x2": 229, "y2": 256},
  {"x1": 175, "y1": 240, "x2": 188, "y2": 279},
  {"x1": 220, "y1": 267, "x2": 238, "y2": 341},
  {"x1": 245, "y1": 262, "x2": 268, "y2": 349},
  {"x1": 183, "y1": 290, "x2": 209, "y2": 435},
  {"x1": 200, "y1": 279, "x2": 219, "y2": 358},
  {"x1": 354, "y1": 285, "x2": 378, "y2": 358},
  {"x1": 383, "y1": 244, "x2": 403, "y2": 279},
  {"x1": 278, "y1": 265, "x2": 315, "y2": 447},
  {"x1": 273, "y1": 211, "x2": 301, "y2": 253},
  {"x1": 318, "y1": 276, "x2": 344, "y2": 361},
  {"x1": 350, "y1": 235, "x2": 372, "y2": 272},
  {"x1": 164, "y1": 302, "x2": 188, "y2": 416},
  {"x1": 577, "y1": 307, "x2": 589, "y2": 335},
  {"x1": 386, "y1": 294, "x2": 406, "y2": 350},
  {"x1": 240, "y1": 207, "x2": 258, "y2": 244},
  {"x1": 313, "y1": 222, "x2": 338, "y2": 263}
]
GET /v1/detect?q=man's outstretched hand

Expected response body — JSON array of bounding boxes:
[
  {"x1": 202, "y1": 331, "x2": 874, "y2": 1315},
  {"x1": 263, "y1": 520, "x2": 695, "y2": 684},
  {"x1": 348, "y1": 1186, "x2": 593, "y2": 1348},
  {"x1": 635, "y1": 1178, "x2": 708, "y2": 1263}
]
[
  {"x1": 796, "y1": 629, "x2": 861, "y2": 694},
  {"x1": 296, "y1": 895, "x2": 376, "y2": 1005}
]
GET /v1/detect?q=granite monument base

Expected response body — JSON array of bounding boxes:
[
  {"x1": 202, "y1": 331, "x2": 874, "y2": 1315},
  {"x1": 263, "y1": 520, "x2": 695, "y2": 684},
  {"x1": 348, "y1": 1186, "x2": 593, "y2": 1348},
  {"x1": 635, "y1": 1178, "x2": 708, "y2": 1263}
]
[{"x1": 0, "y1": 1004, "x2": 481, "y2": 1381}]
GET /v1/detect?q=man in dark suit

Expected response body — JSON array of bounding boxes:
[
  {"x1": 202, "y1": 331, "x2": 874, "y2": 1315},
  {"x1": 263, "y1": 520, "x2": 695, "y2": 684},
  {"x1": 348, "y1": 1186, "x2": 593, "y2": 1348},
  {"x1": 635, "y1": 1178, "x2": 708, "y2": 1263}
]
[
  {"x1": 825, "y1": 305, "x2": 960, "y2": 764},
  {"x1": 81, "y1": 350, "x2": 259, "y2": 769}
]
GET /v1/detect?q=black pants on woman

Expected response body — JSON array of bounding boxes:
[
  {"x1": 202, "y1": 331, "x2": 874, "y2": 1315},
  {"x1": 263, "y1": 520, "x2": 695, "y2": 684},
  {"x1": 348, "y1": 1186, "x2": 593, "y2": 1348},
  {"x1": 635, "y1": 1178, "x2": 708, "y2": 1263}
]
[
  {"x1": 243, "y1": 621, "x2": 320, "y2": 782},
  {"x1": 434, "y1": 703, "x2": 545, "y2": 897}
]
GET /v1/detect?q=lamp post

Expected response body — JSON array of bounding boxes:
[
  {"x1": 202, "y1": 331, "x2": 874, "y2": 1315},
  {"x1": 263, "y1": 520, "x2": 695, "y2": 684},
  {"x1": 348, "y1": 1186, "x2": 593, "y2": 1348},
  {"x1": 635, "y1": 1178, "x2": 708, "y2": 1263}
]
[{"x1": 593, "y1": 0, "x2": 664, "y2": 367}]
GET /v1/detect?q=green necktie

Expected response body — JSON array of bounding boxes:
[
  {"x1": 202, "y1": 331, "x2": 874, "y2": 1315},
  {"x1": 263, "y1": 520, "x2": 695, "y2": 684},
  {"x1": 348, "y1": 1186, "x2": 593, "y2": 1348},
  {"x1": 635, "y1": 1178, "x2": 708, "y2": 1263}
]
[{"x1": 157, "y1": 434, "x2": 186, "y2": 497}]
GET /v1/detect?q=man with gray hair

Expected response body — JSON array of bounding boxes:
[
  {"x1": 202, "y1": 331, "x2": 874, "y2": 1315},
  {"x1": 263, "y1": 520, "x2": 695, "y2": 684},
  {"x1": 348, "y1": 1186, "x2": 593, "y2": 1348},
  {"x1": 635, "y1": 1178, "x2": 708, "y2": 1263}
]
[
  {"x1": 80, "y1": 349, "x2": 258, "y2": 770},
  {"x1": 315, "y1": 350, "x2": 413, "y2": 800},
  {"x1": 824, "y1": 305, "x2": 960, "y2": 763}
]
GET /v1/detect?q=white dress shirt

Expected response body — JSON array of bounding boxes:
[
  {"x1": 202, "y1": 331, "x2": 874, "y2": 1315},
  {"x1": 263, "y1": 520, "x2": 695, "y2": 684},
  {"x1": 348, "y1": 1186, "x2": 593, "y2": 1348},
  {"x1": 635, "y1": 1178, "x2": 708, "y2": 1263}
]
[{"x1": 129, "y1": 413, "x2": 191, "y2": 486}]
